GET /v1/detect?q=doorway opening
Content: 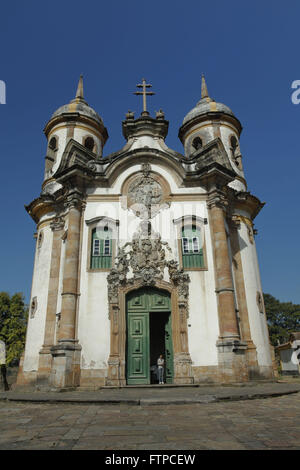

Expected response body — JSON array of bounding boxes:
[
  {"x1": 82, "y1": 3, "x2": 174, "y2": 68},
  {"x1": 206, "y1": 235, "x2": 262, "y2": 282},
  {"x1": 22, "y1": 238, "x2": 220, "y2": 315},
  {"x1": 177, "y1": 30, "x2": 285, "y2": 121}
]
[{"x1": 150, "y1": 312, "x2": 168, "y2": 384}]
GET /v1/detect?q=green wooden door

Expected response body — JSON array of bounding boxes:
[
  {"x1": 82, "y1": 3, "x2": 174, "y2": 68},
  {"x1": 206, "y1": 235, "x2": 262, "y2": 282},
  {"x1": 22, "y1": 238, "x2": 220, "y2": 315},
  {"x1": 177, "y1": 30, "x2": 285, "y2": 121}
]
[
  {"x1": 126, "y1": 288, "x2": 173, "y2": 385},
  {"x1": 127, "y1": 313, "x2": 149, "y2": 384}
]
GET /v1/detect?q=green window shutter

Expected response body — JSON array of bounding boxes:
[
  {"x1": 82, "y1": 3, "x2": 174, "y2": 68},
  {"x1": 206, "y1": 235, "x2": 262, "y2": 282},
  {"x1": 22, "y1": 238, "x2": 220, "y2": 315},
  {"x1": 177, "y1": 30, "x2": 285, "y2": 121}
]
[
  {"x1": 181, "y1": 226, "x2": 204, "y2": 268},
  {"x1": 90, "y1": 227, "x2": 112, "y2": 269}
]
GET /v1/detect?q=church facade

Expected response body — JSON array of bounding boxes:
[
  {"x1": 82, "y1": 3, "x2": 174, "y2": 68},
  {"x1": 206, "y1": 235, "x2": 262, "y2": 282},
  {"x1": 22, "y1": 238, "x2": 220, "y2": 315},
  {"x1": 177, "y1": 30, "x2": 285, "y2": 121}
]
[{"x1": 17, "y1": 76, "x2": 275, "y2": 389}]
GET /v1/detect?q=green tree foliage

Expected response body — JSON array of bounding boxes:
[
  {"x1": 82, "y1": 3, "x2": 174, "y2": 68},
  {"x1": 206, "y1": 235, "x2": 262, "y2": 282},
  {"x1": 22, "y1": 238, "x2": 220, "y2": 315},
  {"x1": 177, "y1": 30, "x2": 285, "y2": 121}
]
[
  {"x1": 0, "y1": 292, "x2": 28, "y2": 366},
  {"x1": 264, "y1": 293, "x2": 300, "y2": 347}
]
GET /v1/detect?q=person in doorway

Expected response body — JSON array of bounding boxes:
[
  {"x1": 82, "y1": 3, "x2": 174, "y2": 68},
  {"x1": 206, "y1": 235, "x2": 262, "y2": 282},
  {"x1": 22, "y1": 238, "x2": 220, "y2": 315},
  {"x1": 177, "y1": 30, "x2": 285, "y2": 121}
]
[{"x1": 157, "y1": 354, "x2": 164, "y2": 384}]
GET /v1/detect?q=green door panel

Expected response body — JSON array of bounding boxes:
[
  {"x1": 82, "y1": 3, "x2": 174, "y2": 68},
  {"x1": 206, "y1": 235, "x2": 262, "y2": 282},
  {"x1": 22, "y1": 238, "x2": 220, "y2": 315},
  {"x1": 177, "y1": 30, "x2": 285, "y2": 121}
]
[
  {"x1": 127, "y1": 313, "x2": 149, "y2": 384},
  {"x1": 127, "y1": 290, "x2": 148, "y2": 311},
  {"x1": 148, "y1": 291, "x2": 171, "y2": 311}
]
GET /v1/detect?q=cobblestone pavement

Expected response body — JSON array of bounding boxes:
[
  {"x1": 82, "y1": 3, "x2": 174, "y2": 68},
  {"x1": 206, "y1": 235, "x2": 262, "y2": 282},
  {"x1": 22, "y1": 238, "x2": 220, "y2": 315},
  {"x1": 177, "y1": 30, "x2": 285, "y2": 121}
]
[{"x1": 0, "y1": 393, "x2": 300, "y2": 450}]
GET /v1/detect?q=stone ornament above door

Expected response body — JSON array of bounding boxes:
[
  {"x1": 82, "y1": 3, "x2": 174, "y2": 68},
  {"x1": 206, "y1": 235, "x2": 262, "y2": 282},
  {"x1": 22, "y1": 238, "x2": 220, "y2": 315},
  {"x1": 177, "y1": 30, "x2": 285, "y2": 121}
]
[
  {"x1": 121, "y1": 163, "x2": 171, "y2": 220},
  {"x1": 107, "y1": 221, "x2": 190, "y2": 306}
]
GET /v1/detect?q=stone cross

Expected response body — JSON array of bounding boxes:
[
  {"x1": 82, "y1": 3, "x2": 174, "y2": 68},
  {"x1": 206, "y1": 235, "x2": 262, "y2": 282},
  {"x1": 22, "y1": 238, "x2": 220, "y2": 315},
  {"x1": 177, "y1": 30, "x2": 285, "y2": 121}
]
[{"x1": 133, "y1": 78, "x2": 155, "y2": 115}]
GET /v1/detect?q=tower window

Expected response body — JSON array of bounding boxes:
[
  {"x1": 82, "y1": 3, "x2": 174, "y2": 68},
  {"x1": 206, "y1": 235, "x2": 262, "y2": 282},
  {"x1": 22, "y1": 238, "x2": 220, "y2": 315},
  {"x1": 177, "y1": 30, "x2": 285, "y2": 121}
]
[
  {"x1": 230, "y1": 136, "x2": 241, "y2": 167},
  {"x1": 181, "y1": 226, "x2": 204, "y2": 268},
  {"x1": 90, "y1": 227, "x2": 112, "y2": 269},
  {"x1": 192, "y1": 137, "x2": 203, "y2": 151},
  {"x1": 84, "y1": 136, "x2": 95, "y2": 152},
  {"x1": 49, "y1": 137, "x2": 57, "y2": 151}
]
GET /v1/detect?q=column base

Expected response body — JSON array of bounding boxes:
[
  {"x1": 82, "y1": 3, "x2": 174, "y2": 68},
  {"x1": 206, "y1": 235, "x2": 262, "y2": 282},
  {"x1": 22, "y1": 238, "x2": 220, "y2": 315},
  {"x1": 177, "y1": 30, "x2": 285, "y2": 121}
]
[
  {"x1": 106, "y1": 356, "x2": 126, "y2": 386},
  {"x1": 50, "y1": 340, "x2": 82, "y2": 389},
  {"x1": 173, "y1": 352, "x2": 194, "y2": 384},
  {"x1": 217, "y1": 339, "x2": 248, "y2": 383},
  {"x1": 36, "y1": 346, "x2": 53, "y2": 390}
]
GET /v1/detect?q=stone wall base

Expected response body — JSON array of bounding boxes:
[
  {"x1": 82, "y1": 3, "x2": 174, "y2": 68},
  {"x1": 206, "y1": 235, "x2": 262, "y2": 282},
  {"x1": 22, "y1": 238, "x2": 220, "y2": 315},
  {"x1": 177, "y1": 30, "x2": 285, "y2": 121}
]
[
  {"x1": 80, "y1": 369, "x2": 107, "y2": 387},
  {"x1": 14, "y1": 353, "x2": 37, "y2": 390}
]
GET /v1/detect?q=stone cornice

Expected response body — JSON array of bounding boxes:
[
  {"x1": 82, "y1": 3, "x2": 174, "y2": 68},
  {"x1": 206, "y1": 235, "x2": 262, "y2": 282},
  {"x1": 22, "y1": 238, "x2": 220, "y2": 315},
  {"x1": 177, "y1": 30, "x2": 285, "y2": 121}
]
[
  {"x1": 27, "y1": 138, "x2": 239, "y2": 223},
  {"x1": 233, "y1": 191, "x2": 265, "y2": 220},
  {"x1": 25, "y1": 194, "x2": 56, "y2": 224},
  {"x1": 44, "y1": 113, "x2": 108, "y2": 146}
]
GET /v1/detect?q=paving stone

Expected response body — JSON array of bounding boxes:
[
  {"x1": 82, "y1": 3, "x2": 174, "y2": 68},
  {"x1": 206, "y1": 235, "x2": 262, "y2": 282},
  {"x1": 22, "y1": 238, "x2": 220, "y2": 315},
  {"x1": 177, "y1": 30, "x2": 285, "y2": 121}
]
[{"x1": 0, "y1": 392, "x2": 300, "y2": 450}]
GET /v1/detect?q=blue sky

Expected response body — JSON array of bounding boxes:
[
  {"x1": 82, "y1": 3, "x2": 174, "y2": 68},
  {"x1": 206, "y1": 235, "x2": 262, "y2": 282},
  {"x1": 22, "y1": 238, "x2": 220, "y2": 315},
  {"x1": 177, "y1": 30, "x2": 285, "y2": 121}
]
[{"x1": 0, "y1": 0, "x2": 299, "y2": 304}]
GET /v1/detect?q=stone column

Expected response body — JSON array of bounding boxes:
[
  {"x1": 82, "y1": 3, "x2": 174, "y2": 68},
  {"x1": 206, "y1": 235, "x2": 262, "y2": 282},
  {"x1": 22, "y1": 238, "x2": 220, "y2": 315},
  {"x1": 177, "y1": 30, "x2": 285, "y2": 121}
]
[
  {"x1": 106, "y1": 304, "x2": 123, "y2": 386},
  {"x1": 207, "y1": 190, "x2": 247, "y2": 382},
  {"x1": 37, "y1": 217, "x2": 64, "y2": 389},
  {"x1": 50, "y1": 194, "x2": 83, "y2": 389},
  {"x1": 230, "y1": 216, "x2": 259, "y2": 378}
]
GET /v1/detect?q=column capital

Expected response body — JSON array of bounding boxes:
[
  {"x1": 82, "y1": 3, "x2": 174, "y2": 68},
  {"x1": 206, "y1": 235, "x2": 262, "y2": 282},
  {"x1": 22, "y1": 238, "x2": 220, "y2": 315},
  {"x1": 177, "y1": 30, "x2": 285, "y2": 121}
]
[
  {"x1": 50, "y1": 216, "x2": 65, "y2": 232},
  {"x1": 65, "y1": 191, "x2": 86, "y2": 211},
  {"x1": 207, "y1": 189, "x2": 228, "y2": 211}
]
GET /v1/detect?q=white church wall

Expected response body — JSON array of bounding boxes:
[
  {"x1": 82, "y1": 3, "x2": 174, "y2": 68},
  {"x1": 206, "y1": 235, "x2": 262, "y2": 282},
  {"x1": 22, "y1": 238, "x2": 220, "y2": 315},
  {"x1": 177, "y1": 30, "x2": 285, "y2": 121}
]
[
  {"x1": 23, "y1": 225, "x2": 53, "y2": 372},
  {"x1": 187, "y1": 204, "x2": 219, "y2": 366},
  {"x1": 238, "y1": 221, "x2": 272, "y2": 367},
  {"x1": 77, "y1": 203, "x2": 112, "y2": 371}
]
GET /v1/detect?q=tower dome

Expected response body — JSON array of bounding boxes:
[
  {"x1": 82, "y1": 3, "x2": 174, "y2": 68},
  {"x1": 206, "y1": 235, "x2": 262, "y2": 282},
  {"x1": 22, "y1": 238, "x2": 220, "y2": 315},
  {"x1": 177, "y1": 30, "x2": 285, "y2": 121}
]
[
  {"x1": 51, "y1": 75, "x2": 104, "y2": 126},
  {"x1": 43, "y1": 76, "x2": 108, "y2": 181}
]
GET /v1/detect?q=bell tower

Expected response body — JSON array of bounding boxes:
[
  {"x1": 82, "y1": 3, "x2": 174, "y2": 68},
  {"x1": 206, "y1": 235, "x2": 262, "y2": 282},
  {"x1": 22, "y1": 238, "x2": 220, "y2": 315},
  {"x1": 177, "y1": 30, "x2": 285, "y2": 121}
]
[
  {"x1": 179, "y1": 74, "x2": 247, "y2": 192},
  {"x1": 43, "y1": 76, "x2": 108, "y2": 185}
]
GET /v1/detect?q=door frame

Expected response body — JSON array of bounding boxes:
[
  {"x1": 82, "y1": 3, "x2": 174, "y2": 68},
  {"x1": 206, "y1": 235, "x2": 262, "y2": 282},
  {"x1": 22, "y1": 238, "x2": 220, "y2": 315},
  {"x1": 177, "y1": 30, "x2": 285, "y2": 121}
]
[{"x1": 106, "y1": 279, "x2": 193, "y2": 386}]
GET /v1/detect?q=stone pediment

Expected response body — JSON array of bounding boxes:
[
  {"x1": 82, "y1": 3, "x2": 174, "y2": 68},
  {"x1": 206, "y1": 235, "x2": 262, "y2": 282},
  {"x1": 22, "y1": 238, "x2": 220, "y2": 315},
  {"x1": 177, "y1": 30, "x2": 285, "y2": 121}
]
[
  {"x1": 193, "y1": 138, "x2": 233, "y2": 173},
  {"x1": 54, "y1": 139, "x2": 99, "y2": 176}
]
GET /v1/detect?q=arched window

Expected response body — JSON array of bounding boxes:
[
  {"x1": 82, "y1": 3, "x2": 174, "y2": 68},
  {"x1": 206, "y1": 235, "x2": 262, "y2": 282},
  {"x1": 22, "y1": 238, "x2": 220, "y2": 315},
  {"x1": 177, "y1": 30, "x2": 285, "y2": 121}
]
[
  {"x1": 230, "y1": 136, "x2": 240, "y2": 165},
  {"x1": 181, "y1": 225, "x2": 204, "y2": 268},
  {"x1": 90, "y1": 226, "x2": 112, "y2": 269},
  {"x1": 84, "y1": 136, "x2": 95, "y2": 152},
  {"x1": 45, "y1": 136, "x2": 58, "y2": 175},
  {"x1": 192, "y1": 137, "x2": 203, "y2": 151},
  {"x1": 49, "y1": 137, "x2": 57, "y2": 151}
]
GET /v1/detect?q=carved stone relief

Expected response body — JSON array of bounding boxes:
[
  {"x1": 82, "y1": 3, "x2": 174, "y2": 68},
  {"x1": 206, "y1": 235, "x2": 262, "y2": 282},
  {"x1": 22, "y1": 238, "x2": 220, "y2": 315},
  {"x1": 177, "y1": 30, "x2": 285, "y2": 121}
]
[
  {"x1": 107, "y1": 221, "x2": 190, "y2": 306},
  {"x1": 126, "y1": 163, "x2": 169, "y2": 219}
]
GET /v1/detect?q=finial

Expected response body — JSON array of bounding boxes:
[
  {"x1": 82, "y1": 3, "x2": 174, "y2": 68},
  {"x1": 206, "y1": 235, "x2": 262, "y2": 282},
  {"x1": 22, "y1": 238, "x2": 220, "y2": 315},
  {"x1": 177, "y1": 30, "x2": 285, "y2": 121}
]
[
  {"x1": 201, "y1": 74, "x2": 209, "y2": 99},
  {"x1": 126, "y1": 110, "x2": 135, "y2": 120},
  {"x1": 75, "y1": 74, "x2": 84, "y2": 100},
  {"x1": 156, "y1": 109, "x2": 165, "y2": 119}
]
